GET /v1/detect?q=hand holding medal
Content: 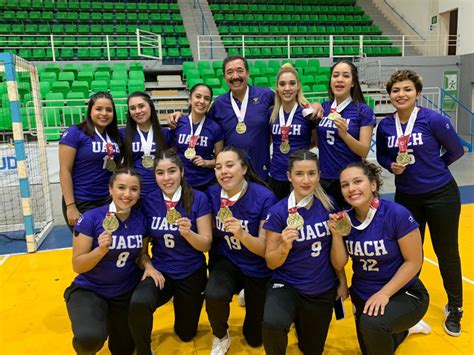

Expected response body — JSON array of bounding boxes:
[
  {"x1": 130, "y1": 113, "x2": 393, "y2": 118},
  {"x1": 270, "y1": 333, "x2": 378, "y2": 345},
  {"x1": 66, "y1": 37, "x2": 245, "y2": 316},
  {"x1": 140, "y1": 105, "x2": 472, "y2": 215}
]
[
  {"x1": 102, "y1": 202, "x2": 119, "y2": 232},
  {"x1": 177, "y1": 217, "x2": 192, "y2": 238},
  {"x1": 286, "y1": 190, "x2": 313, "y2": 230},
  {"x1": 332, "y1": 211, "x2": 352, "y2": 236},
  {"x1": 217, "y1": 182, "x2": 246, "y2": 223},
  {"x1": 164, "y1": 186, "x2": 182, "y2": 225},
  {"x1": 224, "y1": 217, "x2": 243, "y2": 239},
  {"x1": 280, "y1": 226, "x2": 299, "y2": 253},
  {"x1": 97, "y1": 230, "x2": 113, "y2": 253}
]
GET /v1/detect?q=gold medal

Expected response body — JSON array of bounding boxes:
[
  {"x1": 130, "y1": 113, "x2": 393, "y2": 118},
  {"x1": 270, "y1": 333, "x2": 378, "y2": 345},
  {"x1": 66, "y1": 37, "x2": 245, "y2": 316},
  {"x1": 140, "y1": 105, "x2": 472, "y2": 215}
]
[
  {"x1": 280, "y1": 141, "x2": 291, "y2": 154},
  {"x1": 328, "y1": 112, "x2": 341, "y2": 121},
  {"x1": 217, "y1": 206, "x2": 233, "y2": 223},
  {"x1": 102, "y1": 214, "x2": 119, "y2": 232},
  {"x1": 287, "y1": 212, "x2": 304, "y2": 230},
  {"x1": 184, "y1": 147, "x2": 196, "y2": 160},
  {"x1": 142, "y1": 155, "x2": 154, "y2": 169},
  {"x1": 105, "y1": 158, "x2": 116, "y2": 172},
  {"x1": 235, "y1": 122, "x2": 247, "y2": 134},
  {"x1": 334, "y1": 213, "x2": 352, "y2": 236},
  {"x1": 166, "y1": 208, "x2": 182, "y2": 225},
  {"x1": 396, "y1": 152, "x2": 411, "y2": 165}
]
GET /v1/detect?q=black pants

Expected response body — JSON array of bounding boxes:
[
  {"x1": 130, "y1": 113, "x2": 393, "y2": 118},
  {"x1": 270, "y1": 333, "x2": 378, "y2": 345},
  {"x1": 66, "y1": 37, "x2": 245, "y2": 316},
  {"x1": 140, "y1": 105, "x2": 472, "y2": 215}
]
[
  {"x1": 395, "y1": 179, "x2": 462, "y2": 308},
  {"x1": 205, "y1": 256, "x2": 268, "y2": 347},
  {"x1": 320, "y1": 178, "x2": 347, "y2": 208},
  {"x1": 129, "y1": 267, "x2": 207, "y2": 355},
  {"x1": 268, "y1": 176, "x2": 291, "y2": 201},
  {"x1": 64, "y1": 283, "x2": 134, "y2": 355},
  {"x1": 351, "y1": 279, "x2": 429, "y2": 355},
  {"x1": 62, "y1": 196, "x2": 110, "y2": 232},
  {"x1": 262, "y1": 281, "x2": 336, "y2": 355}
]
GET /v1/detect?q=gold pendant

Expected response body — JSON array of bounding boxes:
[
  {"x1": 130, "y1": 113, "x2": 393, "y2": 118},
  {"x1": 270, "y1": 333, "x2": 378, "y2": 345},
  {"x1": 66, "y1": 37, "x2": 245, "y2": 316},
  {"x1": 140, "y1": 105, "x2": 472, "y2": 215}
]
[
  {"x1": 105, "y1": 158, "x2": 116, "y2": 172},
  {"x1": 102, "y1": 214, "x2": 119, "y2": 232},
  {"x1": 142, "y1": 155, "x2": 154, "y2": 169},
  {"x1": 217, "y1": 207, "x2": 233, "y2": 223},
  {"x1": 286, "y1": 212, "x2": 304, "y2": 230},
  {"x1": 166, "y1": 208, "x2": 182, "y2": 225},
  {"x1": 328, "y1": 112, "x2": 341, "y2": 121},
  {"x1": 280, "y1": 141, "x2": 291, "y2": 154},
  {"x1": 334, "y1": 213, "x2": 352, "y2": 236},
  {"x1": 396, "y1": 152, "x2": 411, "y2": 165},
  {"x1": 235, "y1": 122, "x2": 247, "y2": 134},
  {"x1": 184, "y1": 147, "x2": 196, "y2": 160}
]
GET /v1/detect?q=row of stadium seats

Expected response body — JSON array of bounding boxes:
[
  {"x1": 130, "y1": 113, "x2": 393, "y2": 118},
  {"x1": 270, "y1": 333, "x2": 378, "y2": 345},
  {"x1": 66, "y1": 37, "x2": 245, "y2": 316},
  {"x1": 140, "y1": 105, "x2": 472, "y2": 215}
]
[
  {"x1": 0, "y1": 24, "x2": 186, "y2": 35},
  {"x1": 215, "y1": 13, "x2": 372, "y2": 25},
  {"x1": 1, "y1": 36, "x2": 188, "y2": 47},
  {"x1": 209, "y1": 4, "x2": 362, "y2": 13}
]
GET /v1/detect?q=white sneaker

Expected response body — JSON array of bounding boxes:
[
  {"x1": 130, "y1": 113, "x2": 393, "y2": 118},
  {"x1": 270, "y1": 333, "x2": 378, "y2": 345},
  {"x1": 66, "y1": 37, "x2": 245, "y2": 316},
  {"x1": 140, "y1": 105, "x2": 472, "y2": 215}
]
[
  {"x1": 238, "y1": 289, "x2": 245, "y2": 307},
  {"x1": 408, "y1": 319, "x2": 432, "y2": 335},
  {"x1": 210, "y1": 332, "x2": 231, "y2": 355}
]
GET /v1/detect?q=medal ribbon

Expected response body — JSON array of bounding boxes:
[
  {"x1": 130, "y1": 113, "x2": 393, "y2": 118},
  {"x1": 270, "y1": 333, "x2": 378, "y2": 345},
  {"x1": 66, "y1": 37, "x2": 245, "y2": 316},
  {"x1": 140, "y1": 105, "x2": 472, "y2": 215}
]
[
  {"x1": 330, "y1": 96, "x2": 352, "y2": 114},
  {"x1": 350, "y1": 198, "x2": 380, "y2": 230},
  {"x1": 107, "y1": 201, "x2": 117, "y2": 216},
  {"x1": 230, "y1": 87, "x2": 249, "y2": 126},
  {"x1": 278, "y1": 103, "x2": 298, "y2": 143},
  {"x1": 163, "y1": 186, "x2": 182, "y2": 210},
  {"x1": 95, "y1": 127, "x2": 114, "y2": 159},
  {"x1": 220, "y1": 180, "x2": 248, "y2": 208},
  {"x1": 287, "y1": 190, "x2": 314, "y2": 214},
  {"x1": 302, "y1": 103, "x2": 314, "y2": 118},
  {"x1": 136, "y1": 126, "x2": 154, "y2": 157},
  {"x1": 187, "y1": 114, "x2": 206, "y2": 149},
  {"x1": 394, "y1": 107, "x2": 419, "y2": 153}
]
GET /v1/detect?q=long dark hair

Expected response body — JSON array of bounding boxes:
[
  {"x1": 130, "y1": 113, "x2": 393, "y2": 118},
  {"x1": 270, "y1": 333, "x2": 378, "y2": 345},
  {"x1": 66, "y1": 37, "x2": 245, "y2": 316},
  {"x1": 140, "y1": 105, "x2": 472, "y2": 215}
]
[
  {"x1": 217, "y1": 146, "x2": 269, "y2": 188},
  {"x1": 154, "y1": 149, "x2": 193, "y2": 216},
  {"x1": 77, "y1": 92, "x2": 123, "y2": 151},
  {"x1": 288, "y1": 149, "x2": 334, "y2": 212},
  {"x1": 123, "y1": 91, "x2": 168, "y2": 168},
  {"x1": 328, "y1": 60, "x2": 366, "y2": 104}
]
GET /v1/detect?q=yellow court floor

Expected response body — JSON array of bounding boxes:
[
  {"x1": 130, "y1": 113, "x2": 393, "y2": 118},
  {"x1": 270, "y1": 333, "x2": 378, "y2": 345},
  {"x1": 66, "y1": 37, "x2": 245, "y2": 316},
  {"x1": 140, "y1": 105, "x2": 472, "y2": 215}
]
[{"x1": 0, "y1": 205, "x2": 472, "y2": 355}]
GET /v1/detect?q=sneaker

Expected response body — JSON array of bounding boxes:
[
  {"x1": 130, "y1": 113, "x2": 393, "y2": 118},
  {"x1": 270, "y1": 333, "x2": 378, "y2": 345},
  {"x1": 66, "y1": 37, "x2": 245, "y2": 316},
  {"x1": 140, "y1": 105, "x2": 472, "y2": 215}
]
[
  {"x1": 408, "y1": 319, "x2": 432, "y2": 335},
  {"x1": 444, "y1": 305, "x2": 463, "y2": 336},
  {"x1": 238, "y1": 289, "x2": 245, "y2": 307},
  {"x1": 210, "y1": 332, "x2": 231, "y2": 355}
]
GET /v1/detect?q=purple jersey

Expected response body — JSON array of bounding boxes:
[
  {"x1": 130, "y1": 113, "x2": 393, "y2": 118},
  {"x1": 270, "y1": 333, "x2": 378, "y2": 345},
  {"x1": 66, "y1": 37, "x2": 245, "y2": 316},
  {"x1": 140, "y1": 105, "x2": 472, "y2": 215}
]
[
  {"x1": 142, "y1": 188, "x2": 211, "y2": 279},
  {"x1": 318, "y1": 101, "x2": 376, "y2": 180},
  {"x1": 263, "y1": 197, "x2": 337, "y2": 296},
  {"x1": 344, "y1": 200, "x2": 419, "y2": 300},
  {"x1": 170, "y1": 115, "x2": 224, "y2": 188},
  {"x1": 376, "y1": 107, "x2": 464, "y2": 194},
  {"x1": 270, "y1": 106, "x2": 316, "y2": 181},
  {"x1": 60, "y1": 125, "x2": 121, "y2": 201},
  {"x1": 208, "y1": 86, "x2": 275, "y2": 180},
  {"x1": 206, "y1": 182, "x2": 277, "y2": 278},
  {"x1": 120, "y1": 127, "x2": 172, "y2": 196},
  {"x1": 73, "y1": 205, "x2": 146, "y2": 298}
]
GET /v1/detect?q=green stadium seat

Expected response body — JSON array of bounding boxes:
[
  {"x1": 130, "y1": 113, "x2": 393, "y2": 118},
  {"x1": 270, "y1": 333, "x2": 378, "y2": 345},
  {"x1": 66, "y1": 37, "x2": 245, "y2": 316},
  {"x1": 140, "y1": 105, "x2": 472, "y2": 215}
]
[
  {"x1": 94, "y1": 72, "x2": 111, "y2": 88},
  {"x1": 129, "y1": 71, "x2": 145, "y2": 81},
  {"x1": 58, "y1": 72, "x2": 75, "y2": 86},
  {"x1": 128, "y1": 80, "x2": 145, "y2": 93},
  {"x1": 77, "y1": 72, "x2": 94, "y2": 86},
  {"x1": 197, "y1": 61, "x2": 212, "y2": 71},
  {"x1": 110, "y1": 80, "x2": 127, "y2": 92},
  {"x1": 204, "y1": 78, "x2": 222, "y2": 89},
  {"x1": 200, "y1": 69, "x2": 215, "y2": 80},
  {"x1": 51, "y1": 82, "x2": 70, "y2": 98},
  {"x1": 71, "y1": 81, "x2": 90, "y2": 98},
  {"x1": 39, "y1": 82, "x2": 51, "y2": 99},
  {"x1": 91, "y1": 80, "x2": 108, "y2": 93},
  {"x1": 65, "y1": 92, "x2": 86, "y2": 125},
  {"x1": 112, "y1": 71, "x2": 128, "y2": 82},
  {"x1": 63, "y1": 64, "x2": 79, "y2": 80},
  {"x1": 254, "y1": 77, "x2": 269, "y2": 87}
]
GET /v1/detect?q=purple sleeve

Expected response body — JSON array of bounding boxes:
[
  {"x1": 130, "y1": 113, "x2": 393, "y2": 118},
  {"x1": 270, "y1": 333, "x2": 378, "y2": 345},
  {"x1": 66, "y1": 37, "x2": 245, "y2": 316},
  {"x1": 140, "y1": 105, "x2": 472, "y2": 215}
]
[
  {"x1": 390, "y1": 203, "x2": 419, "y2": 240},
  {"x1": 73, "y1": 211, "x2": 96, "y2": 238},
  {"x1": 376, "y1": 121, "x2": 393, "y2": 172},
  {"x1": 359, "y1": 105, "x2": 376, "y2": 126},
  {"x1": 260, "y1": 190, "x2": 279, "y2": 220},
  {"x1": 59, "y1": 126, "x2": 81, "y2": 149},
  {"x1": 214, "y1": 121, "x2": 224, "y2": 142},
  {"x1": 262, "y1": 204, "x2": 285, "y2": 233},
  {"x1": 162, "y1": 127, "x2": 174, "y2": 148},
  {"x1": 207, "y1": 101, "x2": 216, "y2": 121},
  {"x1": 430, "y1": 114, "x2": 464, "y2": 166},
  {"x1": 195, "y1": 191, "x2": 212, "y2": 218}
]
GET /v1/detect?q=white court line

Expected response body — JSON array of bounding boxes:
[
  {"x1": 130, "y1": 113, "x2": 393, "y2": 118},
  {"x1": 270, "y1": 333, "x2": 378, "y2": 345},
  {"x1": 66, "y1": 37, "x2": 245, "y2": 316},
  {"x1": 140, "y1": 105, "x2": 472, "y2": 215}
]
[
  {"x1": 0, "y1": 246, "x2": 72, "y2": 262},
  {"x1": 424, "y1": 256, "x2": 474, "y2": 285},
  {"x1": 0, "y1": 255, "x2": 9, "y2": 266}
]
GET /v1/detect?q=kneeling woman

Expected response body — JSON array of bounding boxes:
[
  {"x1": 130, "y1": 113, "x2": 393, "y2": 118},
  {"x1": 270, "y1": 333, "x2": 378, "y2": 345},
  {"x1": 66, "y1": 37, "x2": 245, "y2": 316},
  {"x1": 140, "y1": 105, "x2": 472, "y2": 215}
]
[
  {"x1": 64, "y1": 168, "x2": 146, "y2": 355},
  {"x1": 262, "y1": 149, "x2": 344, "y2": 355},
  {"x1": 330, "y1": 162, "x2": 430, "y2": 355},
  {"x1": 129, "y1": 150, "x2": 212, "y2": 355}
]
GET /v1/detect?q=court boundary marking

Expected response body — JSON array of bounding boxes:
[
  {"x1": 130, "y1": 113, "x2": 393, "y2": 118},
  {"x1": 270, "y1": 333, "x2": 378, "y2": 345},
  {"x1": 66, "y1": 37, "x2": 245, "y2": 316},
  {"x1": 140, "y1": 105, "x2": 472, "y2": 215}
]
[{"x1": 424, "y1": 256, "x2": 474, "y2": 285}]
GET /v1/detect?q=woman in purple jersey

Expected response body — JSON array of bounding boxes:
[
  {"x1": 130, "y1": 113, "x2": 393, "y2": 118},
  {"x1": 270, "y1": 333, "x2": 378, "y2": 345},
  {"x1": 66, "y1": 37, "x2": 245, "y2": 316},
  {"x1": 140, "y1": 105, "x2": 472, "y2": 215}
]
[
  {"x1": 205, "y1": 146, "x2": 277, "y2": 355},
  {"x1": 60, "y1": 92, "x2": 123, "y2": 230},
  {"x1": 169, "y1": 83, "x2": 224, "y2": 191},
  {"x1": 317, "y1": 61, "x2": 376, "y2": 206},
  {"x1": 376, "y1": 70, "x2": 464, "y2": 336},
  {"x1": 128, "y1": 150, "x2": 212, "y2": 355},
  {"x1": 122, "y1": 91, "x2": 169, "y2": 196},
  {"x1": 329, "y1": 162, "x2": 430, "y2": 355},
  {"x1": 262, "y1": 149, "x2": 345, "y2": 355},
  {"x1": 268, "y1": 65, "x2": 317, "y2": 200},
  {"x1": 64, "y1": 168, "x2": 145, "y2": 355}
]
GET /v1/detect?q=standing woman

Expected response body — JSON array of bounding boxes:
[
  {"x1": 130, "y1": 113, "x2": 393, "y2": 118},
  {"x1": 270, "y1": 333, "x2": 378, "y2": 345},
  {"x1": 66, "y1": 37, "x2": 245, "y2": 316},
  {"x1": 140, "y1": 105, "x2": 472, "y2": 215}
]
[
  {"x1": 59, "y1": 92, "x2": 122, "y2": 230},
  {"x1": 269, "y1": 65, "x2": 317, "y2": 200},
  {"x1": 64, "y1": 168, "x2": 146, "y2": 355},
  {"x1": 329, "y1": 162, "x2": 431, "y2": 355},
  {"x1": 169, "y1": 83, "x2": 224, "y2": 191},
  {"x1": 262, "y1": 149, "x2": 344, "y2": 355},
  {"x1": 205, "y1": 146, "x2": 278, "y2": 354},
  {"x1": 128, "y1": 150, "x2": 212, "y2": 355},
  {"x1": 376, "y1": 70, "x2": 464, "y2": 336},
  {"x1": 122, "y1": 91, "x2": 170, "y2": 196},
  {"x1": 317, "y1": 60, "x2": 376, "y2": 206}
]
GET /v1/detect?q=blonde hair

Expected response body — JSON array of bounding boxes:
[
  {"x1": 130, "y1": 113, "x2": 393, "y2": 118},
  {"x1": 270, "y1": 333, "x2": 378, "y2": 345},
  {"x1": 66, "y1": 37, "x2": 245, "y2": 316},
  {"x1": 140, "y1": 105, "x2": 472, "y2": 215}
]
[{"x1": 270, "y1": 64, "x2": 309, "y2": 123}]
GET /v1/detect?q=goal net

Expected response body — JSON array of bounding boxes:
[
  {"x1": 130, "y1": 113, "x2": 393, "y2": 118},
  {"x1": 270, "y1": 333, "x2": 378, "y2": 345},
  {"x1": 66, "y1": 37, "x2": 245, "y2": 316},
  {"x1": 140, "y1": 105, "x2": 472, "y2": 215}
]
[{"x1": 0, "y1": 53, "x2": 53, "y2": 253}]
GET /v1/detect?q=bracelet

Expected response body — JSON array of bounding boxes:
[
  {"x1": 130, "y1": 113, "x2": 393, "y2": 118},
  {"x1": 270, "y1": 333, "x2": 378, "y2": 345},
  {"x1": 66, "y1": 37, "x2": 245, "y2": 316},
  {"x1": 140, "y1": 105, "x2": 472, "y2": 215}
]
[{"x1": 66, "y1": 202, "x2": 76, "y2": 207}]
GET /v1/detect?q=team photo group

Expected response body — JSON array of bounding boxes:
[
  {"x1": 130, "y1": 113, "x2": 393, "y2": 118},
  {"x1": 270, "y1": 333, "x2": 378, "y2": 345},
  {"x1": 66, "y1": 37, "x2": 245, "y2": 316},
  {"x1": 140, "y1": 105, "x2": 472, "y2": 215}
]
[{"x1": 59, "y1": 55, "x2": 464, "y2": 355}]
